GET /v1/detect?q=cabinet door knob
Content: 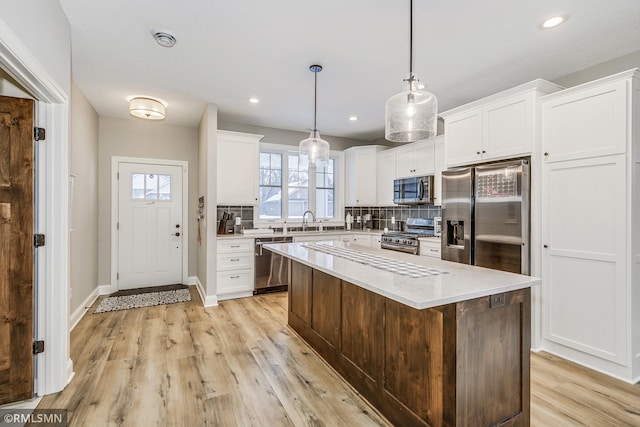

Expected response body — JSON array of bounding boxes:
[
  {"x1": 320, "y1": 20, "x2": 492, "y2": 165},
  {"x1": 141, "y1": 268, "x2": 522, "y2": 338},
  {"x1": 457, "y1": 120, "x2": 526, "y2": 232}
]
[
  {"x1": 544, "y1": 244, "x2": 549, "y2": 248},
  {"x1": 544, "y1": 152, "x2": 549, "y2": 156},
  {"x1": 482, "y1": 150, "x2": 486, "y2": 154},
  {"x1": 476, "y1": 151, "x2": 481, "y2": 155}
]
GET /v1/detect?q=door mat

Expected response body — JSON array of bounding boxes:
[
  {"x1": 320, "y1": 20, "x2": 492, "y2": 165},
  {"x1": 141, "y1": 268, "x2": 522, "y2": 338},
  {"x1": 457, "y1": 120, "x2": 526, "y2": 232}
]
[{"x1": 94, "y1": 288, "x2": 191, "y2": 313}]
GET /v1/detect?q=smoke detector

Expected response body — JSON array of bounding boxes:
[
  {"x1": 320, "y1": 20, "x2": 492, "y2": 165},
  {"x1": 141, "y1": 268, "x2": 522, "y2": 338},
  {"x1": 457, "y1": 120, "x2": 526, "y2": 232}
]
[{"x1": 152, "y1": 30, "x2": 177, "y2": 48}]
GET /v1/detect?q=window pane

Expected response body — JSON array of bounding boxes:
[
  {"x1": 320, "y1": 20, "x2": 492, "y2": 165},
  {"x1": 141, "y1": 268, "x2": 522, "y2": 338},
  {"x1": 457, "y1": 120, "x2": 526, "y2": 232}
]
[
  {"x1": 288, "y1": 154, "x2": 309, "y2": 219},
  {"x1": 288, "y1": 188, "x2": 309, "y2": 218},
  {"x1": 259, "y1": 187, "x2": 282, "y2": 218},
  {"x1": 259, "y1": 152, "x2": 283, "y2": 219},
  {"x1": 158, "y1": 174, "x2": 171, "y2": 200},
  {"x1": 316, "y1": 188, "x2": 334, "y2": 219},
  {"x1": 131, "y1": 173, "x2": 145, "y2": 199}
]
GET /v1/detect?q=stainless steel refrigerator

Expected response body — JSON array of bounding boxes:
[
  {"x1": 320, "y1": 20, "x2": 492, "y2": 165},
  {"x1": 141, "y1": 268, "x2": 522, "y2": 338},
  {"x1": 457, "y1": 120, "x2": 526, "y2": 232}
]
[{"x1": 441, "y1": 159, "x2": 530, "y2": 274}]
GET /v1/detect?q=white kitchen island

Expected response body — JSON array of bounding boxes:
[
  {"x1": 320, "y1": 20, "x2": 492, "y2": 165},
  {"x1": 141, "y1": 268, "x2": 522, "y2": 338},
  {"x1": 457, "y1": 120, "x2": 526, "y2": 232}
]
[{"x1": 265, "y1": 241, "x2": 540, "y2": 427}]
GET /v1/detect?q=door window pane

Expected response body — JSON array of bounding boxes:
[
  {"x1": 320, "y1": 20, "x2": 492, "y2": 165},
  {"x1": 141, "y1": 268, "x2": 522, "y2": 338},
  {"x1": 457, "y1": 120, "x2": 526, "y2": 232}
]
[
  {"x1": 131, "y1": 173, "x2": 172, "y2": 201},
  {"x1": 131, "y1": 173, "x2": 145, "y2": 199}
]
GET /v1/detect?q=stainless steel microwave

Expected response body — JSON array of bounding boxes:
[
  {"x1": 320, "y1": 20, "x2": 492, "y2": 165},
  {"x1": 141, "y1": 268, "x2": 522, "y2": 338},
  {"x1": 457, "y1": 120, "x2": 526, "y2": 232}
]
[{"x1": 393, "y1": 176, "x2": 434, "y2": 205}]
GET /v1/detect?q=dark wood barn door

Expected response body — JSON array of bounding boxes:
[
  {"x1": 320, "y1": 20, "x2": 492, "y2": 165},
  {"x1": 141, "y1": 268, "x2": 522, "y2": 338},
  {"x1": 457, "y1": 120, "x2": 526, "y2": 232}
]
[{"x1": 0, "y1": 95, "x2": 34, "y2": 404}]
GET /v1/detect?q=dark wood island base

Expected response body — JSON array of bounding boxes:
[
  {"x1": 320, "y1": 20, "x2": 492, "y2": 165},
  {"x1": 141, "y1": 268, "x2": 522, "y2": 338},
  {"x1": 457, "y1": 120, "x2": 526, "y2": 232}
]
[{"x1": 289, "y1": 261, "x2": 531, "y2": 427}]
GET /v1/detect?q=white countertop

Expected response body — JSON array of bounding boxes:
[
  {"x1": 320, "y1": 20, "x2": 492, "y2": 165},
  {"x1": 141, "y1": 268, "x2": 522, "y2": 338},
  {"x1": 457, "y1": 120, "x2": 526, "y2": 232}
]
[{"x1": 264, "y1": 241, "x2": 539, "y2": 310}]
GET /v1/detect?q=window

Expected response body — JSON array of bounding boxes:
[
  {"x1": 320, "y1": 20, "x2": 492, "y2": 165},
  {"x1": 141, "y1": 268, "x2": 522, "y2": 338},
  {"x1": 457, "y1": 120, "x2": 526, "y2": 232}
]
[
  {"x1": 131, "y1": 173, "x2": 171, "y2": 201},
  {"x1": 258, "y1": 147, "x2": 338, "y2": 221}
]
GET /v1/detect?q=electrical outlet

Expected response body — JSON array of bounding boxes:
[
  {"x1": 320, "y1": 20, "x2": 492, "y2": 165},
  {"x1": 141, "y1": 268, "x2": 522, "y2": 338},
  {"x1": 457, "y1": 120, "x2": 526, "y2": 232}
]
[{"x1": 490, "y1": 293, "x2": 505, "y2": 308}]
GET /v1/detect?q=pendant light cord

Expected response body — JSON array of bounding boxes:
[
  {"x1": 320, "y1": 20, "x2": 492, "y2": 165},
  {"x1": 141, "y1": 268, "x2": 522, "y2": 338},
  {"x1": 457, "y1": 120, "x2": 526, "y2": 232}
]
[
  {"x1": 313, "y1": 69, "x2": 318, "y2": 133},
  {"x1": 409, "y1": 0, "x2": 413, "y2": 77}
]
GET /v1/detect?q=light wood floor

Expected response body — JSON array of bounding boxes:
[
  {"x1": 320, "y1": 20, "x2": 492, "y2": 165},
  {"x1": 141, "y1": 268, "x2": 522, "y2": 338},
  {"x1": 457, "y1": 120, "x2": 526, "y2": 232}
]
[{"x1": 37, "y1": 288, "x2": 640, "y2": 426}]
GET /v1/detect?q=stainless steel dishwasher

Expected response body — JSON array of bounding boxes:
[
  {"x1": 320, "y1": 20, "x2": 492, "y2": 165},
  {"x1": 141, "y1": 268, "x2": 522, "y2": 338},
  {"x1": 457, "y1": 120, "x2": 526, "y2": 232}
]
[{"x1": 254, "y1": 236, "x2": 292, "y2": 294}]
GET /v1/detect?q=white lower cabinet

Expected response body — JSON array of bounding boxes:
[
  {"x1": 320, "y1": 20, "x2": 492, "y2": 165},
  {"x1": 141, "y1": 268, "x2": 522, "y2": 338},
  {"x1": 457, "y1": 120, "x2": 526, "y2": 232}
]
[
  {"x1": 216, "y1": 238, "x2": 254, "y2": 300},
  {"x1": 418, "y1": 238, "x2": 441, "y2": 258}
]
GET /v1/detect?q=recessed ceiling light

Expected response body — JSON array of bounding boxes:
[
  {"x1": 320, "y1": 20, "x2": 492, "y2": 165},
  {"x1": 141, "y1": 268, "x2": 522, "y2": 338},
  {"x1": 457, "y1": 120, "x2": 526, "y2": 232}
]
[
  {"x1": 540, "y1": 15, "x2": 568, "y2": 29},
  {"x1": 348, "y1": 116, "x2": 358, "y2": 121},
  {"x1": 152, "y1": 29, "x2": 177, "y2": 47},
  {"x1": 249, "y1": 98, "x2": 260, "y2": 104}
]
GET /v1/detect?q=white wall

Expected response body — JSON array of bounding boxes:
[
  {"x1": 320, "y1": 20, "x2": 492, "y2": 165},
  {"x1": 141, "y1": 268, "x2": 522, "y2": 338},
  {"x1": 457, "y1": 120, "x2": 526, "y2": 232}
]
[
  {"x1": 98, "y1": 117, "x2": 199, "y2": 287},
  {"x1": 553, "y1": 49, "x2": 640, "y2": 88},
  {"x1": 218, "y1": 120, "x2": 373, "y2": 149},
  {"x1": 69, "y1": 81, "x2": 99, "y2": 313},
  {"x1": 197, "y1": 104, "x2": 218, "y2": 305},
  {"x1": 0, "y1": 0, "x2": 71, "y2": 96}
]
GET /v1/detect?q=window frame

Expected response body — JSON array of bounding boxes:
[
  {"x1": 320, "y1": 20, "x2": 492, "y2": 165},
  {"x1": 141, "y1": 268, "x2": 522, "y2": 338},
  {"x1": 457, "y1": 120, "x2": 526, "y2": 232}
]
[{"x1": 255, "y1": 142, "x2": 344, "y2": 227}]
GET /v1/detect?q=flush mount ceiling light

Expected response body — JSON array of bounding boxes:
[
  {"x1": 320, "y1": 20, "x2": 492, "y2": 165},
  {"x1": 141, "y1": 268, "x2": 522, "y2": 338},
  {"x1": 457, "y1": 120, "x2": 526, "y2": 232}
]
[
  {"x1": 129, "y1": 97, "x2": 166, "y2": 120},
  {"x1": 152, "y1": 29, "x2": 177, "y2": 47},
  {"x1": 385, "y1": 0, "x2": 438, "y2": 142},
  {"x1": 540, "y1": 15, "x2": 568, "y2": 29},
  {"x1": 248, "y1": 97, "x2": 260, "y2": 104},
  {"x1": 299, "y1": 65, "x2": 330, "y2": 165}
]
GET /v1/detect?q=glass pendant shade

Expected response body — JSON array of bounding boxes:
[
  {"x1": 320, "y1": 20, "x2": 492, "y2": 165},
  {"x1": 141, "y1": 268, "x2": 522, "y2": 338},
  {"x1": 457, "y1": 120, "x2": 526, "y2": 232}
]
[
  {"x1": 299, "y1": 130, "x2": 330, "y2": 164},
  {"x1": 385, "y1": 84, "x2": 437, "y2": 142}
]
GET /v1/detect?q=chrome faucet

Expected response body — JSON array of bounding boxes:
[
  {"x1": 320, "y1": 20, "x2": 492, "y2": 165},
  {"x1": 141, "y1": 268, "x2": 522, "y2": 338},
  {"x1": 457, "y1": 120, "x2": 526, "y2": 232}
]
[{"x1": 302, "y1": 210, "x2": 316, "y2": 232}]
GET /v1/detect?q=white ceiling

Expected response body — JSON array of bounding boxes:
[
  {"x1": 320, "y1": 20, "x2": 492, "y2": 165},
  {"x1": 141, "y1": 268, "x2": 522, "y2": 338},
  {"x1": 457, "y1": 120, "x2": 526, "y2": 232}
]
[{"x1": 59, "y1": 0, "x2": 640, "y2": 141}]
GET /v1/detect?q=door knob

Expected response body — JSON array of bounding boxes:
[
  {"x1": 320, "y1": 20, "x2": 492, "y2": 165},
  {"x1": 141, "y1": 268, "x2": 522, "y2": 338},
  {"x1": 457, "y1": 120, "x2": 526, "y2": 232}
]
[
  {"x1": 543, "y1": 244, "x2": 548, "y2": 248},
  {"x1": 173, "y1": 232, "x2": 181, "y2": 237},
  {"x1": 176, "y1": 224, "x2": 181, "y2": 228}
]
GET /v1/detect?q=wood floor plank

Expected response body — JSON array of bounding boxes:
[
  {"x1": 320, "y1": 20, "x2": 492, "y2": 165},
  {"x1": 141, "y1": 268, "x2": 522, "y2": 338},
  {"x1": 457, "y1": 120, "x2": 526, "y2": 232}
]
[{"x1": 35, "y1": 288, "x2": 640, "y2": 426}]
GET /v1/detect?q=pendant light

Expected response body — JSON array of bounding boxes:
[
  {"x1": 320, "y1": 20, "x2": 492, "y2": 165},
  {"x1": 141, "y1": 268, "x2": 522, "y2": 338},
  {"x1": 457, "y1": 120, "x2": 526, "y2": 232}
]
[
  {"x1": 385, "y1": 0, "x2": 438, "y2": 142},
  {"x1": 299, "y1": 65, "x2": 330, "y2": 165}
]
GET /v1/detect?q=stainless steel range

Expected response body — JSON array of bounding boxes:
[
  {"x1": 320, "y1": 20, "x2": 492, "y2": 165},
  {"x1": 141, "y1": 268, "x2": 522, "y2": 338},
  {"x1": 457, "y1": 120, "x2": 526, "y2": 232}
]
[{"x1": 381, "y1": 218, "x2": 436, "y2": 255}]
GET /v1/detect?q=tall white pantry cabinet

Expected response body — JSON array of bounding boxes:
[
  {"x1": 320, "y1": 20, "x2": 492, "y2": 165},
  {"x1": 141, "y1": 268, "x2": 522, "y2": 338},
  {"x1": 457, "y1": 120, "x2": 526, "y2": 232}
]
[{"x1": 540, "y1": 69, "x2": 640, "y2": 383}]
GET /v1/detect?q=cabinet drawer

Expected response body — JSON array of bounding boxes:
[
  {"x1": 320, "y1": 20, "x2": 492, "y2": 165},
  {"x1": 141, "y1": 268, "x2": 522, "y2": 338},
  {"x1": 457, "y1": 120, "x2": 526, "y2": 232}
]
[
  {"x1": 217, "y1": 239, "x2": 253, "y2": 253},
  {"x1": 419, "y1": 240, "x2": 441, "y2": 258},
  {"x1": 217, "y1": 253, "x2": 253, "y2": 270},
  {"x1": 217, "y1": 270, "x2": 253, "y2": 294}
]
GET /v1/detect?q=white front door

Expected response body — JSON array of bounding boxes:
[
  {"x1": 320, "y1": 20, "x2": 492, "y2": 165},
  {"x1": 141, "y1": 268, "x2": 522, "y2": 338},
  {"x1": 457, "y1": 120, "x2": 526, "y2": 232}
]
[{"x1": 118, "y1": 162, "x2": 183, "y2": 289}]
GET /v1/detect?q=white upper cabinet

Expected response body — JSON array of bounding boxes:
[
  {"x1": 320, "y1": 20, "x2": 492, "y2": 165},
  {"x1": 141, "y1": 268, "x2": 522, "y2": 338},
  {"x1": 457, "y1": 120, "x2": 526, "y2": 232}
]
[
  {"x1": 442, "y1": 80, "x2": 562, "y2": 167},
  {"x1": 345, "y1": 145, "x2": 384, "y2": 206},
  {"x1": 433, "y1": 136, "x2": 445, "y2": 206},
  {"x1": 541, "y1": 78, "x2": 628, "y2": 163},
  {"x1": 395, "y1": 139, "x2": 435, "y2": 178},
  {"x1": 376, "y1": 149, "x2": 396, "y2": 206},
  {"x1": 217, "y1": 130, "x2": 262, "y2": 205}
]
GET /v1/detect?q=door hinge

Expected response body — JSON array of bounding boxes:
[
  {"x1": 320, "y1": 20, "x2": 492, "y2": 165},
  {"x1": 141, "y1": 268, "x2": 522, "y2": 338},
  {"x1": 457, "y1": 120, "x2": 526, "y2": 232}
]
[
  {"x1": 34, "y1": 234, "x2": 46, "y2": 247},
  {"x1": 117, "y1": 172, "x2": 119, "y2": 180},
  {"x1": 117, "y1": 222, "x2": 119, "y2": 230},
  {"x1": 34, "y1": 127, "x2": 46, "y2": 141},
  {"x1": 33, "y1": 340, "x2": 45, "y2": 354},
  {"x1": 117, "y1": 273, "x2": 119, "y2": 280}
]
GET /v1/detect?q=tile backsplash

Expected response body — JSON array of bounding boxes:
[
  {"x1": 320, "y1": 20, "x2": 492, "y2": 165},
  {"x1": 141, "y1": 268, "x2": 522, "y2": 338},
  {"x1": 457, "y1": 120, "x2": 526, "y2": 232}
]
[
  {"x1": 217, "y1": 205, "x2": 254, "y2": 232},
  {"x1": 216, "y1": 204, "x2": 442, "y2": 234},
  {"x1": 345, "y1": 205, "x2": 442, "y2": 231}
]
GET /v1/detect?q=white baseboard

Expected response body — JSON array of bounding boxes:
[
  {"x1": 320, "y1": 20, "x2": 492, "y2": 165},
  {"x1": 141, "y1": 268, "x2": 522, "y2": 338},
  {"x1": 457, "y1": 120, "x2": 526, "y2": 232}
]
[
  {"x1": 218, "y1": 291, "x2": 253, "y2": 301},
  {"x1": 98, "y1": 285, "x2": 111, "y2": 295},
  {"x1": 66, "y1": 358, "x2": 74, "y2": 386},
  {"x1": 191, "y1": 276, "x2": 218, "y2": 307},
  {"x1": 69, "y1": 286, "x2": 100, "y2": 331}
]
